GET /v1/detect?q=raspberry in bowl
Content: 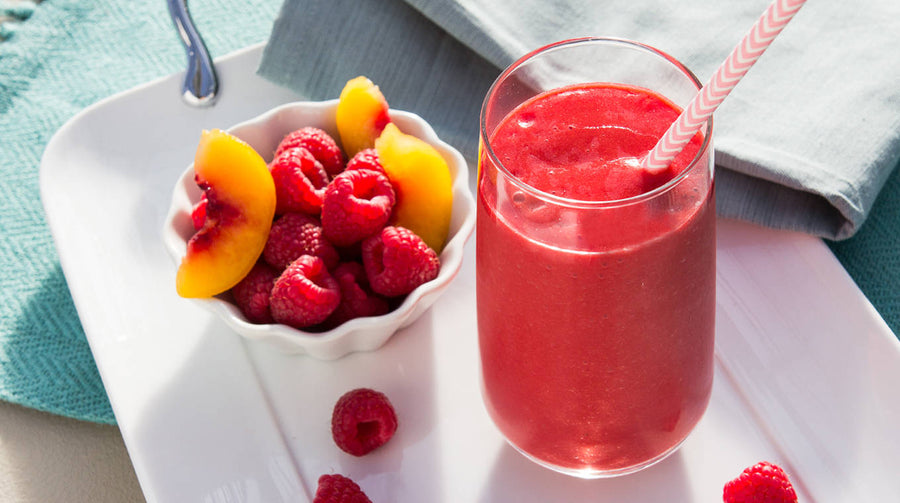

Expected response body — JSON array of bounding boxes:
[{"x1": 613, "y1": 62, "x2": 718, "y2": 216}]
[{"x1": 162, "y1": 88, "x2": 475, "y2": 360}]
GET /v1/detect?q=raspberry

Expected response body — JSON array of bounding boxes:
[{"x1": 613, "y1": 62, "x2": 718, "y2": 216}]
[
  {"x1": 723, "y1": 461, "x2": 798, "y2": 503},
  {"x1": 275, "y1": 127, "x2": 345, "y2": 177},
  {"x1": 331, "y1": 388, "x2": 398, "y2": 456},
  {"x1": 191, "y1": 192, "x2": 208, "y2": 230},
  {"x1": 312, "y1": 474, "x2": 372, "y2": 503},
  {"x1": 345, "y1": 148, "x2": 384, "y2": 174},
  {"x1": 270, "y1": 255, "x2": 341, "y2": 329},
  {"x1": 264, "y1": 213, "x2": 339, "y2": 271},
  {"x1": 321, "y1": 169, "x2": 395, "y2": 247},
  {"x1": 324, "y1": 262, "x2": 390, "y2": 328},
  {"x1": 230, "y1": 262, "x2": 279, "y2": 324},
  {"x1": 269, "y1": 147, "x2": 330, "y2": 215},
  {"x1": 362, "y1": 226, "x2": 440, "y2": 297}
]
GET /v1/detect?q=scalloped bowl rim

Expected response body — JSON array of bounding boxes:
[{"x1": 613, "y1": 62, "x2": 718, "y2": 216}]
[{"x1": 162, "y1": 99, "x2": 475, "y2": 360}]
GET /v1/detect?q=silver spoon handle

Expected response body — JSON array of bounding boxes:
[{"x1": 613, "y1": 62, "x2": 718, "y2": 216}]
[{"x1": 167, "y1": 0, "x2": 218, "y2": 107}]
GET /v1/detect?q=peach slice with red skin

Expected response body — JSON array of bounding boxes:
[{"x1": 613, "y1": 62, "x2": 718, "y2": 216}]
[
  {"x1": 336, "y1": 76, "x2": 392, "y2": 157},
  {"x1": 176, "y1": 129, "x2": 276, "y2": 298},
  {"x1": 375, "y1": 123, "x2": 453, "y2": 253}
]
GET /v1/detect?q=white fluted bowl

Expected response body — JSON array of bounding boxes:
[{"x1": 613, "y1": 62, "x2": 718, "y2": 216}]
[{"x1": 162, "y1": 100, "x2": 475, "y2": 360}]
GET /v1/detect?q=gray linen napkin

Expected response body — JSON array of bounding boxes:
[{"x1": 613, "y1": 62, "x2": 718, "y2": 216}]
[{"x1": 259, "y1": 0, "x2": 900, "y2": 240}]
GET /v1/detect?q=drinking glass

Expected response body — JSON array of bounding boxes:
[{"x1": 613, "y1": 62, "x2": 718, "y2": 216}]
[{"x1": 476, "y1": 37, "x2": 716, "y2": 478}]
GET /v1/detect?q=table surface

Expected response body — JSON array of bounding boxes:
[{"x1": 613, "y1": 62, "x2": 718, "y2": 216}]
[{"x1": 0, "y1": 401, "x2": 143, "y2": 502}]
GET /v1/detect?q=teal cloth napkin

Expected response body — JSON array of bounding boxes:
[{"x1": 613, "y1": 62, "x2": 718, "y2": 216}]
[
  {"x1": 828, "y1": 162, "x2": 900, "y2": 334},
  {"x1": 260, "y1": 0, "x2": 900, "y2": 242},
  {"x1": 0, "y1": 0, "x2": 278, "y2": 424}
]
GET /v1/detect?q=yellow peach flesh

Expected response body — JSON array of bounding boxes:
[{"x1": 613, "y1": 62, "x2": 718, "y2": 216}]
[
  {"x1": 336, "y1": 76, "x2": 391, "y2": 157},
  {"x1": 176, "y1": 129, "x2": 276, "y2": 298},
  {"x1": 375, "y1": 123, "x2": 453, "y2": 253}
]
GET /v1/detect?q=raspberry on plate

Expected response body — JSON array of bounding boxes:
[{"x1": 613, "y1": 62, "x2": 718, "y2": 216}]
[
  {"x1": 723, "y1": 461, "x2": 798, "y2": 503},
  {"x1": 331, "y1": 388, "x2": 398, "y2": 456},
  {"x1": 269, "y1": 255, "x2": 341, "y2": 329},
  {"x1": 312, "y1": 473, "x2": 372, "y2": 503},
  {"x1": 275, "y1": 127, "x2": 345, "y2": 177},
  {"x1": 362, "y1": 226, "x2": 440, "y2": 297},
  {"x1": 323, "y1": 262, "x2": 390, "y2": 328},
  {"x1": 322, "y1": 169, "x2": 395, "y2": 247},
  {"x1": 345, "y1": 148, "x2": 385, "y2": 174},
  {"x1": 269, "y1": 147, "x2": 330, "y2": 215},
  {"x1": 230, "y1": 261, "x2": 279, "y2": 324},
  {"x1": 264, "y1": 213, "x2": 339, "y2": 271}
]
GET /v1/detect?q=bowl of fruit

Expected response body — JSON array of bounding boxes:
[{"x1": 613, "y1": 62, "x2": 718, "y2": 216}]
[{"x1": 162, "y1": 77, "x2": 475, "y2": 360}]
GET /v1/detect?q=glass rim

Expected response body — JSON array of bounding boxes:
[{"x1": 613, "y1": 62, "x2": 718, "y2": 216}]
[{"x1": 479, "y1": 36, "x2": 713, "y2": 209}]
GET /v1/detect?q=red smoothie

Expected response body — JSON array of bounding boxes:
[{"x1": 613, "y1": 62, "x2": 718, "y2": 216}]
[{"x1": 477, "y1": 83, "x2": 715, "y2": 474}]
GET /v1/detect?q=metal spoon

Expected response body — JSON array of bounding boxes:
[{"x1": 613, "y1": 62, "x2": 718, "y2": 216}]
[{"x1": 167, "y1": 0, "x2": 218, "y2": 106}]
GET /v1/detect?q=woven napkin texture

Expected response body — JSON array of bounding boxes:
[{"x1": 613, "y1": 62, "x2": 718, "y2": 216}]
[
  {"x1": 0, "y1": 0, "x2": 278, "y2": 424},
  {"x1": 828, "y1": 163, "x2": 900, "y2": 334}
]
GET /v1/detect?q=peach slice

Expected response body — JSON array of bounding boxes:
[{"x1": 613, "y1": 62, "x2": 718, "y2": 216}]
[
  {"x1": 336, "y1": 76, "x2": 392, "y2": 157},
  {"x1": 375, "y1": 123, "x2": 453, "y2": 253},
  {"x1": 176, "y1": 129, "x2": 276, "y2": 298}
]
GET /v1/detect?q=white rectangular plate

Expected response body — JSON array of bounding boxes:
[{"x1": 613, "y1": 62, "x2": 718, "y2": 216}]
[{"x1": 41, "y1": 43, "x2": 900, "y2": 502}]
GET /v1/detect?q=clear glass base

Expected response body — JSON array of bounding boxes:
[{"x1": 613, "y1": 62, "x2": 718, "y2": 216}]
[{"x1": 507, "y1": 435, "x2": 689, "y2": 479}]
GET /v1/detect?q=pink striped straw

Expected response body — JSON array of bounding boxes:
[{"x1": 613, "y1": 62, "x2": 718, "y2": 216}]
[{"x1": 641, "y1": 0, "x2": 808, "y2": 173}]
